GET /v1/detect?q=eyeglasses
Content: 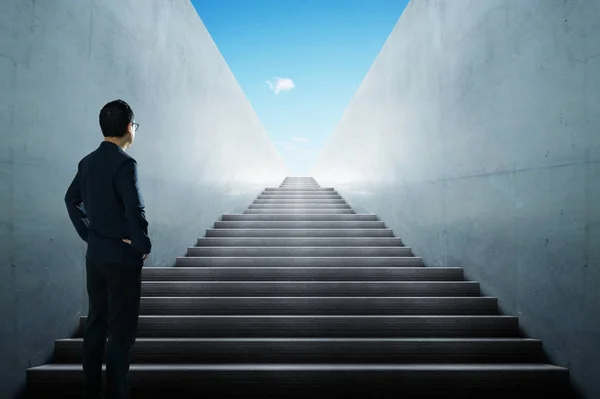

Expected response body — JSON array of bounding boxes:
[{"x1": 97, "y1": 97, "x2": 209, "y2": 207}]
[{"x1": 132, "y1": 122, "x2": 139, "y2": 132}]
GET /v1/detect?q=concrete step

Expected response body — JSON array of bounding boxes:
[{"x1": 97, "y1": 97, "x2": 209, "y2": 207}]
[
  {"x1": 141, "y1": 267, "x2": 461, "y2": 281},
  {"x1": 139, "y1": 281, "x2": 480, "y2": 297},
  {"x1": 280, "y1": 186, "x2": 321, "y2": 189},
  {"x1": 258, "y1": 194, "x2": 342, "y2": 199},
  {"x1": 133, "y1": 297, "x2": 497, "y2": 315},
  {"x1": 77, "y1": 315, "x2": 520, "y2": 338},
  {"x1": 248, "y1": 204, "x2": 351, "y2": 209},
  {"x1": 214, "y1": 220, "x2": 385, "y2": 228},
  {"x1": 244, "y1": 208, "x2": 355, "y2": 214},
  {"x1": 52, "y1": 338, "x2": 542, "y2": 364},
  {"x1": 253, "y1": 198, "x2": 346, "y2": 203},
  {"x1": 205, "y1": 228, "x2": 393, "y2": 237},
  {"x1": 25, "y1": 363, "x2": 570, "y2": 398},
  {"x1": 186, "y1": 246, "x2": 413, "y2": 257},
  {"x1": 220, "y1": 214, "x2": 379, "y2": 221},
  {"x1": 279, "y1": 187, "x2": 322, "y2": 190},
  {"x1": 263, "y1": 191, "x2": 338, "y2": 195},
  {"x1": 196, "y1": 237, "x2": 403, "y2": 246},
  {"x1": 265, "y1": 188, "x2": 334, "y2": 191},
  {"x1": 175, "y1": 257, "x2": 424, "y2": 267}
]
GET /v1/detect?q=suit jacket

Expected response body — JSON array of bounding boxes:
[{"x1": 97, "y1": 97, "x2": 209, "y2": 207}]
[{"x1": 65, "y1": 141, "x2": 152, "y2": 265}]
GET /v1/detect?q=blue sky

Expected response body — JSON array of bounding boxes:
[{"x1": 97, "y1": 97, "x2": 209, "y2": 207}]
[{"x1": 190, "y1": 0, "x2": 409, "y2": 176}]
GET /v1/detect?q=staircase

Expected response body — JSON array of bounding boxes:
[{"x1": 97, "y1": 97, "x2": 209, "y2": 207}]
[{"x1": 27, "y1": 177, "x2": 570, "y2": 398}]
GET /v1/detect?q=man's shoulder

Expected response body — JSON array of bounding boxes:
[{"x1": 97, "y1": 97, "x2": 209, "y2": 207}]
[
  {"x1": 81, "y1": 147, "x2": 136, "y2": 164},
  {"x1": 78, "y1": 145, "x2": 136, "y2": 170},
  {"x1": 78, "y1": 151, "x2": 94, "y2": 167},
  {"x1": 120, "y1": 150, "x2": 135, "y2": 162},
  {"x1": 116, "y1": 150, "x2": 136, "y2": 168}
]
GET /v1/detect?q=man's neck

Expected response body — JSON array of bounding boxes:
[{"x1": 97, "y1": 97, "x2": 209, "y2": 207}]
[{"x1": 104, "y1": 137, "x2": 128, "y2": 150}]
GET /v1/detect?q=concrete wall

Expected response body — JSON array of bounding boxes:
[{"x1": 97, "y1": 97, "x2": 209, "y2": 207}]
[
  {"x1": 313, "y1": 0, "x2": 599, "y2": 397},
  {"x1": 0, "y1": 0, "x2": 286, "y2": 397}
]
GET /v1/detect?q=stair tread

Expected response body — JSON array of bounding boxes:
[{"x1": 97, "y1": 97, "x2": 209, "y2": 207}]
[
  {"x1": 207, "y1": 228, "x2": 392, "y2": 231},
  {"x1": 177, "y1": 256, "x2": 420, "y2": 259},
  {"x1": 140, "y1": 281, "x2": 480, "y2": 296},
  {"x1": 143, "y1": 267, "x2": 458, "y2": 270},
  {"x1": 196, "y1": 238, "x2": 404, "y2": 245},
  {"x1": 222, "y1": 213, "x2": 376, "y2": 215},
  {"x1": 28, "y1": 363, "x2": 567, "y2": 371},
  {"x1": 205, "y1": 229, "x2": 392, "y2": 234},
  {"x1": 216, "y1": 223, "x2": 383, "y2": 226},
  {"x1": 141, "y1": 281, "x2": 476, "y2": 284},
  {"x1": 141, "y1": 266, "x2": 455, "y2": 277},
  {"x1": 81, "y1": 315, "x2": 515, "y2": 318},
  {"x1": 175, "y1": 256, "x2": 425, "y2": 267},
  {"x1": 136, "y1": 295, "x2": 492, "y2": 298},
  {"x1": 247, "y1": 207, "x2": 352, "y2": 209},
  {"x1": 244, "y1": 210, "x2": 356, "y2": 213},
  {"x1": 198, "y1": 237, "x2": 401, "y2": 240},
  {"x1": 56, "y1": 337, "x2": 538, "y2": 342}
]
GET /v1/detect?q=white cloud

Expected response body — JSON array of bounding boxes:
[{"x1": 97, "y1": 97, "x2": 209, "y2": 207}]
[
  {"x1": 292, "y1": 137, "x2": 309, "y2": 143},
  {"x1": 266, "y1": 77, "x2": 295, "y2": 94}
]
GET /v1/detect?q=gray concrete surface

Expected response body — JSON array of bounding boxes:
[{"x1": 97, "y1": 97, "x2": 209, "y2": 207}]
[
  {"x1": 313, "y1": 0, "x2": 600, "y2": 397},
  {"x1": 0, "y1": 0, "x2": 286, "y2": 397}
]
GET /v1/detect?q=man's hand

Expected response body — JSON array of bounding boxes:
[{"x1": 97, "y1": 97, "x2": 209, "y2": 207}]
[{"x1": 123, "y1": 239, "x2": 149, "y2": 261}]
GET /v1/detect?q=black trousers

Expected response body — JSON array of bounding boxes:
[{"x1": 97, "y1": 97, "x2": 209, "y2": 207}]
[{"x1": 83, "y1": 259, "x2": 142, "y2": 399}]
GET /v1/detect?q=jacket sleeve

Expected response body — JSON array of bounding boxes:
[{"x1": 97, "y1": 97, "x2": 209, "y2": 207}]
[
  {"x1": 114, "y1": 159, "x2": 152, "y2": 254},
  {"x1": 64, "y1": 165, "x2": 89, "y2": 242}
]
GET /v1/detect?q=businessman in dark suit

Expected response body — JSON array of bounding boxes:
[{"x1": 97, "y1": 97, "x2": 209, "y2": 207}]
[{"x1": 65, "y1": 99, "x2": 152, "y2": 399}]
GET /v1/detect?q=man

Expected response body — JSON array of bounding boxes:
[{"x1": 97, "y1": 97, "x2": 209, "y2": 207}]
[{"x1": 65, "y1": 99, "x2": 151, "y2": 399}]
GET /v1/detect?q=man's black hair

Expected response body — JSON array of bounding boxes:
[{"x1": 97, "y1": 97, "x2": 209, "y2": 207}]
[{"x1": 99, "y1": 99, "x2": 135, "y2": 138}]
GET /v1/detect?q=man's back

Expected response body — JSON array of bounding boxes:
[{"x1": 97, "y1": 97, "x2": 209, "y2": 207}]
[
  {"x1": 65, "y1": 141, "x2": 151, "y2": 265},
  {"x1": 65, "y1": 99, "x2": 149, "y2": 399}
]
